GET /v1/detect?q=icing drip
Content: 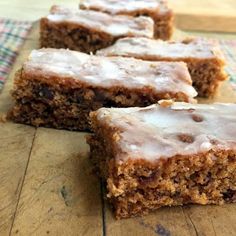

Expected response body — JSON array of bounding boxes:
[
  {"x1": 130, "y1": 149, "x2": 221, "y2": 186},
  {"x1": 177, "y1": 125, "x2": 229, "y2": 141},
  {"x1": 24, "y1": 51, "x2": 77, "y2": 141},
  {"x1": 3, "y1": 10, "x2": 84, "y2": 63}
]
[
  {"x1": 96, "y1": 103, "x2": 236, "y2": 162},
  {"x1": 25, "y1": 49, "x2": 197, "y2": 99}
]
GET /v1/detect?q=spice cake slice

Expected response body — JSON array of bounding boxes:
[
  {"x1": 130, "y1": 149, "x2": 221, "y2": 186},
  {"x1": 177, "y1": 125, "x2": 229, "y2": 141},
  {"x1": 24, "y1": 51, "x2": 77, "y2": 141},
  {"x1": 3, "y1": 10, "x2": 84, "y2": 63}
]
[
  {"x1": 88, "y1": 101, "x2": 236, "y2": 219},
  {"x1": 8, "y1": 49, "x2": 197, "y2": 131},
  {"x1": 40, "y1": 5, "x2": 154, "y2": 53},
  {"x1": 97, "y1": 37, "x2": 227, "y2": 97},
  {"x1": 79, "y1": 0, "x2": 173, "y2": 40},
  {"x1": 153, "y1": 0, "x2": 173, "y2": 40}
]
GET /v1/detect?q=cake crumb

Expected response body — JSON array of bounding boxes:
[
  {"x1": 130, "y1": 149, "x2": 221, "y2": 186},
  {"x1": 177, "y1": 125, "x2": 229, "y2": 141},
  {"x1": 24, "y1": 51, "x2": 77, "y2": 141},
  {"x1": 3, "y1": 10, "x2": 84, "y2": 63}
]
[
  {"x1": 158, "y1": 99, "x2": 174, "y2": 108},
  {"x1": 0, "y1": 114, "x2": 7, "y2": 123},
  {"x1": 113, "y1": 132, "x2": 120, "y2": 142}
]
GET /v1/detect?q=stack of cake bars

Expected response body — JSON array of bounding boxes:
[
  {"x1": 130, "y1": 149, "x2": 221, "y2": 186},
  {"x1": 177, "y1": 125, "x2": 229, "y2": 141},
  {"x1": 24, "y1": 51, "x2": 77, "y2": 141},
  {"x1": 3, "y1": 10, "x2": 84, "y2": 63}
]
[{"x1": 8, "y1": 0, "x2": 235, "y2": 219}]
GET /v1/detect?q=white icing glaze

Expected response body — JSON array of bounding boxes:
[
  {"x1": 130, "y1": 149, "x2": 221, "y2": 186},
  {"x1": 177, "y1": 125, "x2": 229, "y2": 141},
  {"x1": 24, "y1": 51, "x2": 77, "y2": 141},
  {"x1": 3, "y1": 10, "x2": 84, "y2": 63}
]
[
  {"x1": 80, "y1": 0, "x2": 160, "y2": 14},
  {"x1": 46, "y1": 5, "x2": 154, "y2": 37},
  {"x1": 95, "y1": 103, "x2": 236, "y2": 162},
  {"x1": 25, "y1": 49, "x2": 197, "y2": 99},
  {"x1": 97, "y1": 37, "x2": 225, "y2": 61}
]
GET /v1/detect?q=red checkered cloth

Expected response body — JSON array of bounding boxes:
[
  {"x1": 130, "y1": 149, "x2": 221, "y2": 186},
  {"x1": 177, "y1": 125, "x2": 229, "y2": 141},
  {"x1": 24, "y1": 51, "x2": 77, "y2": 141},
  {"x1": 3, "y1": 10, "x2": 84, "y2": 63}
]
[{"x1": 0, "y1": 18, "x2": 32, "y2": 91}]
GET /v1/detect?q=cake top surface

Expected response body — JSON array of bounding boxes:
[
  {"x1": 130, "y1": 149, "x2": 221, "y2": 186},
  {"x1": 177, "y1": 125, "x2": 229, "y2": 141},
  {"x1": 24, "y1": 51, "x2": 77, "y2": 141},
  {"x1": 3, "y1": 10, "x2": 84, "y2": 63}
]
[
  {"x1": 94, "y1": 102, "x2": 236, "y2": 162},
  {"x1": 79, "y1": 0, "x2": 160, "y2": 15},
  {"x1": 97, "y1": 37, "x2": 225, "y2": 61},
  {"x1": 24, "y1": 49, "x2": 197, "y2": 100},
  {"x1": 45, "y1": 5, "x2": 154, "y2": 38}
]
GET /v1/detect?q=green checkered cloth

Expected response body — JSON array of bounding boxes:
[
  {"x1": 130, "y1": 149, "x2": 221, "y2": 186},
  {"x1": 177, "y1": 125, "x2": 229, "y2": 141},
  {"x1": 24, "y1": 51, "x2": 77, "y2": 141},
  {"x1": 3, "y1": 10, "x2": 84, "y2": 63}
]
[{"x1": 0, "y1": 18, "x2": 32, "y2": 91}]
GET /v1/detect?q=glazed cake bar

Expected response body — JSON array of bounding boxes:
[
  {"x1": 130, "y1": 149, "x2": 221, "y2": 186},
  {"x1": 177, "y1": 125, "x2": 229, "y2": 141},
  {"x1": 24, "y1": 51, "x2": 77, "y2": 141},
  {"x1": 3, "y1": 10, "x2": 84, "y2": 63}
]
[
  {"x1": 97, "y1": 37, "x2": 227, "y2": 97},
  {"x1": 40, "y1": 5, "x2": 154, "y2": 53},
  {"x1": 88, "y1": 101, "x2": 236, "y2": 219},
  {"x1": 8, "y1": 48, "x2": 197, "y2": 131},
  {"x1": 80, "y1": 0, "x2": 173, "y2": 40}
]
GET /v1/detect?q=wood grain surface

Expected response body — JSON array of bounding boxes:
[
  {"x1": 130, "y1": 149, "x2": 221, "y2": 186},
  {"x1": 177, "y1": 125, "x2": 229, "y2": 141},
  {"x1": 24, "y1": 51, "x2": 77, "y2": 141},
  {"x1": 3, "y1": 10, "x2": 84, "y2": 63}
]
[
  {"x1": 10, "y1": 129, "x2": 102, "y2": 236},
  {"x1": 169, "y1": 0, "x2": 236, "y2": 33},
  {"x1": 0, "y1": 23, "x2": 236, "y2": 236}
]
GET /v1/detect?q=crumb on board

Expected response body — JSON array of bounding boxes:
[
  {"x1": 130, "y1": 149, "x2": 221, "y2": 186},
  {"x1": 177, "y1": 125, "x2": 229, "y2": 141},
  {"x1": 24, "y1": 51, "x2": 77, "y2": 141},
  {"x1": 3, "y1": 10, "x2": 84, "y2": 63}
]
[
  {"x1": 158, "y1": 99, "x2": 174, "y2": 108},
  {"x1": 0, "y1": 114, "x2": 7, "y2": 123}
]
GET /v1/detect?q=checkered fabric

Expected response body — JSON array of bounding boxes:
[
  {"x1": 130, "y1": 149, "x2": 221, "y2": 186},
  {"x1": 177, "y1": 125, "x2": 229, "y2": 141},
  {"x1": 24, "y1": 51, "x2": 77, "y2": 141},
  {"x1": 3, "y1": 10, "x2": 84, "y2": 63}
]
[{"x1": 0, "y1": 18, "x2": 32, "y2": 91}]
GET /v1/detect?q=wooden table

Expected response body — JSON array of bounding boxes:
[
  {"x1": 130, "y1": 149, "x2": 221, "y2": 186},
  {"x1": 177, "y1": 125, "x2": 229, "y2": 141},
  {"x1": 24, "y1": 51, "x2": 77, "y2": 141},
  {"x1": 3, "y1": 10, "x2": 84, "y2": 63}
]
[
  {"x1": 169, "y1": 0, "x2": 236, "y2": 33},
  {"x1": 0, "y1": 2, "x2": 236, "y2": 236}
]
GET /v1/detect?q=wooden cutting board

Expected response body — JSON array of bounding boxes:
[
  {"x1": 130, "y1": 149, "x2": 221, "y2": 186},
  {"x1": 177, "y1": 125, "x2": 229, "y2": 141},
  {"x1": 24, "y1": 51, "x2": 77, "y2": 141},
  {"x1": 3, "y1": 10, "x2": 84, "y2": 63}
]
[
  {"x1": 0, "y1": 23, "x2": 236, "y2": 236},
  {"x1": 169, "y1": 0, "x2": 236, "y2": 33}
]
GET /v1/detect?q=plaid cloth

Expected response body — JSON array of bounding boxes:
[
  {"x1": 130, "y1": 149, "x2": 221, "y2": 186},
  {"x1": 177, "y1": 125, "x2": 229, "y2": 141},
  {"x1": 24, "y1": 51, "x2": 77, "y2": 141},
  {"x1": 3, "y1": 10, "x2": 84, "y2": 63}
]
[
  {"x1": 0, "y1": 18, "x2": 32, "y2": 91},
  {"x1": 0, "y1": 18, "x2": 235, "y2": 91}
]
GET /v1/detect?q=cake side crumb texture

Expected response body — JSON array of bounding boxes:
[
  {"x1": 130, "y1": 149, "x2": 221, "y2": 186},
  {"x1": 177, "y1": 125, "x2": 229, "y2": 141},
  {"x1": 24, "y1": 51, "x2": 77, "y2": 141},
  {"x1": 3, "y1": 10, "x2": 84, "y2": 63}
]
[{"x1": 89, "y1": 103, "x2": 236, "y2": 218}]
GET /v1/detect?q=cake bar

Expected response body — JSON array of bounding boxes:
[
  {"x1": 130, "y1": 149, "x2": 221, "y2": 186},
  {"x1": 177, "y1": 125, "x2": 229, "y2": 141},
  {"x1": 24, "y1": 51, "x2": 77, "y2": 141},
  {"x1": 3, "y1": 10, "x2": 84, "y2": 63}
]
[
  {"x1": 79, "y1": 0, "x2": 173, "y2": 40},
  {"x1": 8, "y1": 48, "x2": 197, "y2": 131},
  {"x1": 153, "y1": 0, "x2": 173, "y2": 40},
  {"x1": 40, "y1": 5, "x2": 154, "y2": 53},
  {"x1": 97, "y1": 37, "x2": 227, "y2": 97},
  {"x1": 88, "y1": 102, "x2": 236, "y2": 219}
]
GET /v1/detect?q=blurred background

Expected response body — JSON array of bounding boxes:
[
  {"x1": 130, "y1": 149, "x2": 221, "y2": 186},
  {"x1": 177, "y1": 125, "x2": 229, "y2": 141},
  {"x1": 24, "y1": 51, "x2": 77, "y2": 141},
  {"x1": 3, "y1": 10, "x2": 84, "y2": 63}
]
[{"x1": 0, "y1": 0, "x2": 235, "y2": 39}]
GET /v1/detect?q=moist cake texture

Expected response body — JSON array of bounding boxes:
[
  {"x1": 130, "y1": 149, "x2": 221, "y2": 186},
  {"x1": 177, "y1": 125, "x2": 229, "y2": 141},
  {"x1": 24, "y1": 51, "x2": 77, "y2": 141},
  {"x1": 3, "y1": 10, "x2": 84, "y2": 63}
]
[
  {"x1": 80, "y1": 0, "x2": 173, "y2": 40},
  {"x1": 97, "y1": 37, "x2": 227, "y2": 97},
  {"x1": 88, "y1": 102, "x2": 236, "y2": 218},
  {"x1": 8, "y1": 48, "x2": 197, "y2": 131},
  {"x1": 153, "y1": 0, "x2": 173, "y2": 40},
  {"x1": 40, "y1": 5, "x2": 154, "y2": 53}
]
